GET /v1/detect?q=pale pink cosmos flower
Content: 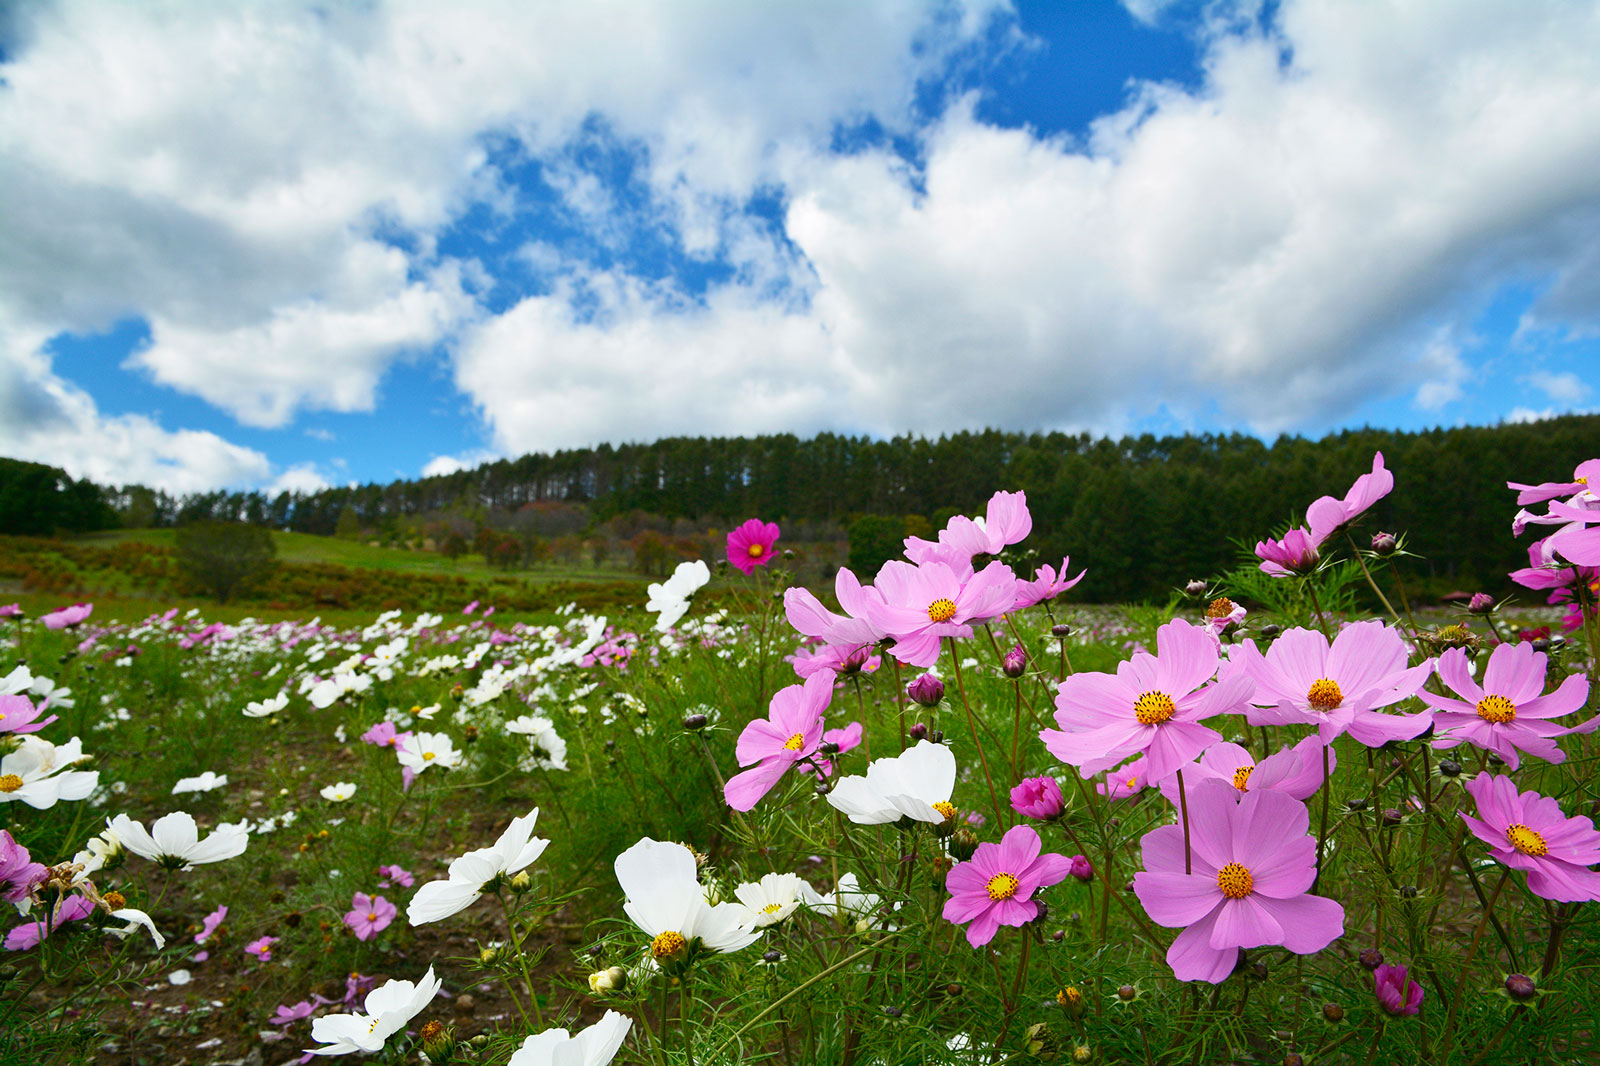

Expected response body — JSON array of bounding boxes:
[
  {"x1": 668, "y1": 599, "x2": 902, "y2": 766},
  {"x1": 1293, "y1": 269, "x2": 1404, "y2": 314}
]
[
  {"x1": 727, "y1": 519, "x2": 781, "y2": 575},
  {"x1": 1133, "y1": 782, "x2": 1344, "y2": 983},
  {"x1": 1460, "y1": 773, "x2": 1600, "y2": 902},
  {"x1": 1227, "y1": 621, "x2": 1433, "y2": 747},
  {"x1": 271, "y1": 1000, "x2": 315, "y2": 1026},
  {"x1": 1545, "y1": 499, "x2": 1600, "y2": 565},
  {"x1": 1011, "y1": 557, "x2": 1086, "y2": 612},
  {"x1": 195, "y1": 904, "x2": 228, "y2": 944},
  {"x1": 344, "y1": 893, "x2": 397, "y2": 941},
  {"x1": 245, "y1": 935, "x2": 279, "y2": 962},
  {"x1": 377, "y1": 864, "x2": 414, "y2": 889},
  {"x1": 0, "y1": 604, "x2": 19, "y2": 618},
  {"x1": 784, "y1": 568, "x2": 887, "y2": 649},
  {"x1": 787, "y1": 641, "x2": 880, "y2": 680},
  {"x1": 725, "y1": 672, "x2": 834, "y2": 812},
  {"x1": 0, "y1": 693, "x2": 57, "y2": 736},
  {"x1": 360, "y1": 721, "x2": 411, "y2": 750},
  {"x1": 1306, "y1": 452, "x2": 1393, "y2": 547},
  {"x1": 942, "y1": 824, "x2": 1072, "y2": 947},
  {"x1": 1423, "y1": 643, "x2": 1595, "y2": 770},
  {"x1": 40, "y1": 603, "x2": 92, "y2": 630},
  {"x1": 1042, "y1": 618, "x2": 1253, "y2": 783},
  {"x1": 1507, "y1": 458, "x2": 1600, "y2": 506},
  {"x1": 866, "y1": 560, "x2": 1018, "y2": 668},
  {"x1": 1098, "y1": 755, "x2": 1151, "y2": 801},
  {"x1": 1254, "y1": 528, "x2": 1320, "y2": 578},
  {"x1": 905, "y1": 490, "x2": 1033, "y2": 579},
  {"x1": 1157, "y1": 736, "x2": 1334, "y2": 805},
  {"x1": 814, "y1": 721, "x2": 864, "y2": 776}
]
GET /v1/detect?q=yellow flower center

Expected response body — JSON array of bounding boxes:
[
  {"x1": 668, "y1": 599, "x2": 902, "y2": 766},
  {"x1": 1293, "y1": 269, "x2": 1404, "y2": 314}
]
[
  {"x1": 761, "y1": 902, "x2": 783, "y2": 915},
  {"x1": 1506, "y1": 823, "x2": 1548, "y2": 856},
  {"x1": 1231, "y1": 765, "x2": 1254, "y2": 792},
  {"x1": 747, "y1": 542, "x2": 766, "y2": 558},
  {"x1": 1133, "y1": 691, "x2": 1175, "y2": 725},
  {"x1": 783, "y1": 732, "x2": 806, "y2": 751},
  {"x1": 1057, "y1": 986, "x2": 1083, "y2": 1007},
  {"x1": 1578, "y1": 476, "x2": 1589, "y2": 484},
  {"x1": 927, "y1": 597, "x2": 957, "y2": 623},
  {"x1": 422, "y1": 751, "x2": 436, "y2": 761},
  {"x1": 103, "y1": 891, "x2": 126, "y2": 910},
  {"x1": 1206, "y1": 597, "x2": 1237, "y2": 619},
  {"x1": 651, "y1": 930, "x2": 688, "y2": 959},
  {"x1": 367, "y1": 912, "x2": 378, "y2": 922},
  {"x1": 0, "y1": 774, "x2": 22, "y2": 793},
  {"x1": 986, "y1": 872, "x2": 1020, "y2": 901},
  {"x1": 932, "y1": 801, "x2": 957, "y2": 822},
  {"x1": 1476, "y1": 695, "x2": 1517, "y2": 724},
  {"x1": 1306, "y1": 678, "x2": 1343, "y2": 711},
  {"x1": 1216, "y1": 862, "x2": 1254, "y2": 899}
]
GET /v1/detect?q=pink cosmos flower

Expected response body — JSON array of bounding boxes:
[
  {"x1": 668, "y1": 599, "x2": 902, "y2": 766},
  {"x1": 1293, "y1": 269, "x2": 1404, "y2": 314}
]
[
  {"x1": 727, "y1": 519, "x2": 781, "y2": 575},
  {"x1": 1507, "y1": 458, "x2": 1600, "y2": 506},
  {"x1": 1010, "y1": 776, "x2": 1065, "y2": 820},
  {"x1": 1098, "y1": 755, "x2": 1151, "y2": 800},
  {"x1": 343, "y1": 893, "x2": 397, "y2": 941},
  {"x1": 4, "y1": 894, "x2": 96, "y2": 951},
  {"x1": 0, "y1": 831, "x2": 46, "y2": 906},
  {"x1": 1227, "y1": 621, "x2": 1433, "y2": 747},
  {"x1": 0, "y1": 604, "x2": 20, "y2": 618},
  {"x1": 1011, "y1": 557, "x2": 1087, "y2": 612},
  {"x1": 906, "y1": 490, "x2": 1033, "y2": 578},
  {"x1": 1133, "y1": 782, "x2": 1345, "y2": 983},
  {"x1": 41, "y1": 603, "x2": 92, "y2": 630},
  {"x1": 725, "y1": 672, "x2": 834, "y2": 812},
  {"x1": 815, "y1": 721, "x2": 864, "y2": 776},
  {"x1": 195, "y1": 904, "x2": 228, "y2": 944},
  {"x1": 1306, "y1": 452, "x2": 1393, "y2": 547},
  {"x1": 245, "y1": 935, "x2": 279, "y2": 962},
  {"x1": 360, "y1": 722, "x2": 412, "y2": 750},
  {"x1": 866, "y1": 560, "x2": 1019, "y2": 668},
  {"x1": 785, "y1": 567, "x2": 887, "y2": 646},
  {"x1": 1373, "y1": 963, "x2": 1424, "y2": 1016},
  {"x1": 1545, "y1": 499, "x2": 1600, "y2": 565},
  {"x1": 1042, "y1": 618, "x2": 1253, "y2": 784},
  {"x1": 377, "y1": 864, "x2": 414, "y2": 889},
  {"x1": 1157, "y1": 736, "x2": 1334, "y2": 806},
  {"x1": 788, "y1": 641, "x2": 880, "y2": 680},
  {"x1": 942, "y1": 824, "x2": 1072, "y2": 947},
  {"x1": 1423, "y1": 643, "x2": 1595, "y2": 770},
  {"x1": 0, "y1": 693, "x2": 57, "y2": 736},
  {"x1": 1460, "y1": 773, "x2": 1600, "y2": 902},
  {"x1": 1254, "y1": 528, "x2": 1320, "y2": 578},
  {"x1": 1067, "y1": 855, "x2": 1093, "y2": 882},
  {"x1": 463, "y1": 600, "x2": 479, "y2": 615},
  {"x1": 271, "y1": 1000, "x2": 315, "y2": 1026}
]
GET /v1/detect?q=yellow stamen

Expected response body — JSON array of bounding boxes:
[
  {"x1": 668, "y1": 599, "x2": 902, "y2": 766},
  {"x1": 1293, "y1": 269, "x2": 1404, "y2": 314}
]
[
  {"x1": 1307, "y1": 678, "x2": 1343, "y2": 711},
  {"x1": 1216, "y1": 862, "x2": 1253, "y2": 899},
  {"x1": 932, "y1": 801, "x2": 957, "y2": 822},
  {"x1": 1206, "y1": 597, "x2": 1237, "y2": 619},
  {"x1": 651, "y1": 929, "x2": 688, "y2": 959},
  {"x1": 747, "y1": 542, "x2": 766, "y2": 558},
  {"x1": 1476, "y1": 695, "x2": 1517, "y2": 724},
  {"x1": 0, "y1": 774, "x2": 22, "y2": 793},
  {"x1": 986, "y1": 873, "x2": 1020, "y2": 901},
  {"x1": 1133, "y1": 691, "x2": 1175, "y2": 725},
  {"x1": 927, "y1": 597, "x2": 957, "y2": 623},
  {"x1": 761, "y1": 903, "x2": 783, "y2": 914},
  {"x1": 422, "y1": 752, "x2": 436, "y2": 761},
  {"x1": 783, "y1": 732, "x2": 806, "y2": 751},
  {"x1": 1506, "y1": 824, "x2": 1548, "y2": 856},
  {"x1": 1231, "y1": 765, "x2": 1254, "y2": 792}
]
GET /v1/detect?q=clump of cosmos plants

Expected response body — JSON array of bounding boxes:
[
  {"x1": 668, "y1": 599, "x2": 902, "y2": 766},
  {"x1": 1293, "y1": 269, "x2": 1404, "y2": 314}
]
[{"x1": 2, "y1": 459, "x2": 1598, "y2": 1064}]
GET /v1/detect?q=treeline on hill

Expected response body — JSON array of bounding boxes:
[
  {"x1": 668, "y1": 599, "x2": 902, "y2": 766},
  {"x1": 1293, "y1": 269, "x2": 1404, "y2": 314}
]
[
  {"x1": 5, "y1": 414, "x2": 1596, "y2": 602},
  {"x1": 0, "y1": 457, "x2": 120, "y2": 535}
]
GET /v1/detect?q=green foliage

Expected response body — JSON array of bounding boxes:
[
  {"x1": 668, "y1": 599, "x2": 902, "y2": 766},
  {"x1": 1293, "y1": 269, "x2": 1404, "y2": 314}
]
[
  {"x1": 847, "y1": 513, "x2": 908, "y2": 574},
  {"x1": 0, "y1": 457, "x2": 119, "y2": 535},
  {"x1": 174, "y1": 520, "x2": 279, "y2": 604}
]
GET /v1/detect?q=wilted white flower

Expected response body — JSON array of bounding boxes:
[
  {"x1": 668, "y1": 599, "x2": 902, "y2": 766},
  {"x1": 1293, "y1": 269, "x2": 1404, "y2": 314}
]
[{"x1": 171, "y1": 772, "x2": 228, "y2": 795}]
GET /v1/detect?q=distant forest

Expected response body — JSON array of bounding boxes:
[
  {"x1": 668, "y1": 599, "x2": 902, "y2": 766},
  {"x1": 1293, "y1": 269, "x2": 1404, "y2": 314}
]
[{"x1": 4, "y1": 414, "x2": 1596, "y2": 602}]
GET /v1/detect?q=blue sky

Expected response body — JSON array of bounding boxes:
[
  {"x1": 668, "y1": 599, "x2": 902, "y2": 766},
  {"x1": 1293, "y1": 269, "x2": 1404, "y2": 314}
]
[{"x1": 1, "y1": 0, "x2": 1596, "y2": 494}]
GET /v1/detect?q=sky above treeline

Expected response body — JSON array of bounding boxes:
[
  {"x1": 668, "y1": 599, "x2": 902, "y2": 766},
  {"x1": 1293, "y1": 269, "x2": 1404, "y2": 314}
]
[{"x1": 2, "y1": 0, "x2": 1598, "y2": 496}]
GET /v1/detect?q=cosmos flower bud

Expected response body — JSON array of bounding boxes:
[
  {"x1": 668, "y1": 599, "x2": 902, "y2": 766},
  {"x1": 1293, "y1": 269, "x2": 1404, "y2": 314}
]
[
  {"x1": 1010, "y1": 776, "x2": 1065, "y2": 821},
  {"x1": 1373, "y1": 964, "x2": 1423, "y2": 1016},
  {"x1": 1437, "y1": 759, "x2": 1462, "y2": 778},
  {"x1": 1050, "y1": 624, "x2": 1073, "y2": 638},
  {"x1": 479, "y1": 946, "x2": 501, "y2": 964},
  {"x1": 1115, "y1": 985, "x2": 1139, "y2": 1003},
  {"x1": 1358, "y1": 948, "x2": 1384, "y2": 970},
  {"x1": 906, "y1": 673, "x2": 944, "y2": 707},
  {"x1": 1503, "y1": 973, "x2": 1537, "y2": 1002},
  {"x1": 1067, "y1": 855, "x2": 1093, "y2": 883},
  {"x1": 1185, "y1": 579, "x2": 1208, "y2": 596},
  {"x1": 588, "y1": 966, "x2": 628, "y2": 994},
  {"x1": 507, "y1": 871, "x2": 532, "y2": 894},
  {"x1": 1002, "y1": 644, "x2": 1027, "y2": 678},
  {"x1": 948, "y1": 827, "x2": 979, "y2": 862},
  {"x1": 908, "y1": 722, "x2": 928, "y2": 741},
  {"x1": 841, "y1": 647, "x2": 872, "y2": 675},
  {"x1": 1259, "y1": 624, "x2": 1281, "y2": 639},
  {"x1": 1467, "y1": 592, "x2": 1495, "y2": 614},
  {"x1": 1371, "y1": 531, "x2": 1397, "y2": 555},
  {"x1": 1321, "y1": 1002, "x2": 1345, "y2": 1023},
  {"x1": 683, "y1": 713, "x2": 708, "y2": 731},
  {"x1": 420, "y1": 1020, "x2": 454, "y2": 1061},
  {"x1": 1057, "y1": 985, "x2": 1086, "y2": 1019},
  {"x1": 761, "y1": 949, "x2": 783, "y2": 965},
  {"x1": 1070, "y1": 1044, "x2": 1094, "y2": 1064}
]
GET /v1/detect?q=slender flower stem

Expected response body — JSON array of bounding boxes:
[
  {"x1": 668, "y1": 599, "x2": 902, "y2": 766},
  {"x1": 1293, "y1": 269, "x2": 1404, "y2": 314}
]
[
  {"x1": 1175, "y1": 768, "x2": 1193, "y2": 876},
  {"x1": 948, "y1": 638, "x2": 1004, "y2": 826},
  {"x1": 1444, "y1": 868, "x2": 1511, "y2": 1042},
  {"x1": 707, "y1": 943, "x2": 882, "y2": 1063},
  {"x1": 1312, "y1": 745, "x2": 1332, "y2": 892},
  {"x1": 1305, "y1": 579, "x2": 1333, "y2": 640},
  {"x1": 1345, "y1": 532, "x2": 1403, "y2": 628}
]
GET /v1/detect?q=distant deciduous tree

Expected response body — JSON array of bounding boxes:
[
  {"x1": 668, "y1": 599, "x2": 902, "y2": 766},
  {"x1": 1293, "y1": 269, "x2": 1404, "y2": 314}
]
[{"x1": 175, "y1": 521, "x2": 278, "y2": 604}]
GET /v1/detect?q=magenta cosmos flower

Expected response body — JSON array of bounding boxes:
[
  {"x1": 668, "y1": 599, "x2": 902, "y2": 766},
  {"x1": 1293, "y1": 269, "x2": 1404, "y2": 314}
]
[
  {"x1": 1423, "y1": 643, "x2": 1594, "y2": 770},
  {"x1": 1373, "y1": 963, "x2": 1424, "y2": 1016},
  {"x1": 1460, "y1": 773, "x2": 1600, "y2": 902},
  {"x1": 0, "y1": 694, "x2": 57, "y2": 736},
  {"x1": 0, "y1": 830, "x2": 46, "y2": 906},
  {"x1": 4, "y1": 894, "x2": 95, "y2": 951},
  {"x1": 40, "y1": 603, "x2": 92, "y2": 630},
  {"x1": 1157, "y1": 735, "x2": 1334, "y2": 806},
  {"x1": 942, "y1": 824, "x2": 1072, "y2": 947},
  {"x1": 727, "y1": 519, "x2": 781, "y2": 575},
  {"x1": 344, "y1": 893, "x2": 398, "y2": 941},
  {"x1": 1306, "y1": 452, "x2": 1393, "y2": 547},
  {"x1": 1227, "y1": 621, "x2": 1432, "y2": 746},
  {"x1": 725, "y1": 671, "x2": 833, "y2": 812},
  {"x1": 1010, "y1": 776, "x2": 1065, "y2": 820},
  {"x1": 1507, "y1": 458, "x2": 1600, "y2": 506},
  {"x1": 1042, "y1": 618, "x2": 1253, "y2": 783},
  {"x1": 866, "y1": 560, "x2": 1018, "y2": 668},
  {"x1": 1133, "y1": 782, "x2": 1345, "y2": 983},
  {"x1": 1254, "y1": 528, "x2": 1320, "y2": 578}
]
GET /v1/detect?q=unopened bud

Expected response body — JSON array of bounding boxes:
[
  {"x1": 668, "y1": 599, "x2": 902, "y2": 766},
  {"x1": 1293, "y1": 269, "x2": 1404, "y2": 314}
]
[
  {"x1": 588, "y1": 966, "x2": 628, "y2": 994},
  {"x1": 1050, "y1": 624, "x2": 1072, "y2": 638},
  {"x1": 1185, "y1": 579, "x2": 1207, "y2": 596},
  {"x1": 820, "y1": 741, "x2": 840, "y2": 756},
  {"x1": 1057, "y1": 985, "x2": 1086, "y2": 1019},
  {"x1": 1322, "y1": 1002, "x2": 1344, "y2": 1023},
  {"x1": 949, "y1": 827, "x2": 979, "y2": 862},
  {"x1": 1438, "y1": 759, "x2": 1462, "y2": 778},
  {"x1": 1002, "y1": 643, "x2": 1027, "y2": 678},
  {"x1": 1382, "y1": 807, "x2": 1403, "y2": 827},
  {"x1": 1467, "y1": 592, "x2": 1495, "y2": 614},
  {"x1": 908, "y1": 722, "x2": 928, "y2": 741},
  {"x1": 1399, "y1": 885, "x2": 1418, "y2": 899},
  {"x1": 906, "y1": 673, "x2": 944, "y2": 707},
  {"x1": 1259, "y1": 623, "x2": 1281, "y2": 639},
  {"x1": 1116, "y1": 985, "x2": 1138, "y2": 1002},
  {"x1": 1070, "y1": 1044, "x2": 1094, "y2": 1065},
  {"x1": 683, "y1": 713, "x2": 708, "y2": 731},
  {"x1": 479, "y1": 946, "x2": 500, "y2": 964},
  {"x1": 1371, "y1": 531, "x2": 1397, "y2": 555},
  {"x1": 1504, "y1": 973, "x2": 1537, "y2": 1002},
  {"x1": 1359, "y1": 948, "x2": 1384, "y2": 970},
  {"x1": 508, "y1": 871, "x2": 532, "y2": 893},
  {"x1": 761, "y1": 949, "x2": 783, "y2": 965},
  {"x1": 881, "y1": 1005, "x2": 902, "y2": 1018},
  {"x1": 929, "y1": 730, "x2": 944, "y2": 744}
]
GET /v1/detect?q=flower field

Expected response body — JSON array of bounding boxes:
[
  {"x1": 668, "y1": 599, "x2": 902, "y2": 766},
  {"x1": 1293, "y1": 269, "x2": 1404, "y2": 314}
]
[{"x1": 2, "y1": 456, "x2": 1598, "y2": 1066}]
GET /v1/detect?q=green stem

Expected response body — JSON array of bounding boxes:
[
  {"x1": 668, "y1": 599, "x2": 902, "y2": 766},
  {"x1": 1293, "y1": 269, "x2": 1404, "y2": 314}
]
[{"x1": 948, "y1": 638, "x2": 1003, "y2": 826}]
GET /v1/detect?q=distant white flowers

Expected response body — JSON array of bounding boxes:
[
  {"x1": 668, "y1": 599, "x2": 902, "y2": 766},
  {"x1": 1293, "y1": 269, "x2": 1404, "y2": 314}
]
[
  {"x1": 319, "y1": 782, "x2": 358, "y2": 802},
  {"x1": 645, "y1": 560, "x2": 710, "y2": 632},
  {"x1": 171, "y1": 771, "x2": 228, "y2": 795},
  {"x1": 108, "y1": 812, "x2": 250, "y2": 871},
  {"x1": 243, "y1": 693, "x2": 289, "y2": 718},
  {"x1": 306, "y1": 966, "x2": 442, "y2": 1056},
  {"x1": 507, "y1": 714, "x2": 569, "y2": 771},
  {"x1": 408, "y1": 808, "x2": 549, "y2": 925}
]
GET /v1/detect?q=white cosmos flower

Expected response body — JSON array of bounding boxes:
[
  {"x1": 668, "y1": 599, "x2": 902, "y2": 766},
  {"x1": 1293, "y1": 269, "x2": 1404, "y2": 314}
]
[
  {"x1": 408, "y1": 808, "x2": 549, "y2": 925},
  {"x1": 319, "y1": 782, "x2": 357, "y2": 802},
  {"x1": 506, "y1": 715, "x2": 569, "y2": 771},
  {"x1": 395, "y1": 731, "x2": 461, "y2": 775},
  {"x1": 645, "y1": 561, "x2": 711, "y2": 632},
  {"x1": 0, "y1": 736, "x2": 99, "y2": 809},
  {"x1": 72, "y1": 828, "x2": 123, "y2": 877},
  {"x1": 825, "y1": 740, "x2": 957, "y2": 825},
  {"x1": 108, "y1": 907, "x2": 165, "y2": 949},
  {"x1": 812, "y1": 873, "x2": 895, "y2": 933},
  {"x1": 243, "y1": 693, "x2": 289, "y2": 718},
  {"x1": 306, "y1": 966, "x2": 442, "y2": 1056},
  {"x1": 1, "y1": 665, "x2": 33, "y2": 696},
  {"x1": 733, "y1": 873, "x2": 814, "y2": 928},
  {"x1": 171, "y1": 772, "x2": 228, "y2": 795},
  {"x1": 615, "y1": 837, "x2": 760, "y2": 960},
  {"x1": 108, "y1": 812, "x2": 250, "y2": 871},
  {"x1": 508, "y1": 1010, "x2": 633, "y2": 1066}
]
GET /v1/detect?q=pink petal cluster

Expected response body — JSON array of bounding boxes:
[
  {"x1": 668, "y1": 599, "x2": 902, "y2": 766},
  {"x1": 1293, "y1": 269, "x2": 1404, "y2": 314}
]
[
  {"x1": 0, "y1": 693, "x2": 57, "y2": 736},
  {"x1": 1460, "y1": 774, "x2": 1600, "y2": 902},
  {"x1": 905, "y1": 490, "x2": 1033, "y2": 578},
  {"x1": 1254, "y1": 528, "x2": 1320, "y2": 578},
  {"x1": 361, "y1": 721, "x2": 412, "y2": 749},
  {"x1": 245, "y1": 934, "x2": 279, "y2": 961},
  {"x1": 1042, "y1": 619, "x2": 1252, "y2": 783},
  {"x1": 1009, "y1": 776, "x2": 1065, "y2": 820},
  {"x1": 343, "y1": 892, "x2": 397, "y2": 941},
  {"x1": 1227, "y1": 621, "x2": 1432, "y2": 746},
  {"x1": 867, "y1": 560, "x2": 1018, "y2": 667},
  {"x1": 727, "y1": 519, "x2": 781, "y2": 575},
  {"x1": 1133, "y1": 783, "x2": 1344, "y2": 983},
  {"x1": 40, "y1": 602, "x2": 92, "y2": 630},
  {"x1": 377, "y1": 864, "x2": 414, "y2": 888},
  {"x1": 725, "y1": 672, "x2": 833, "y2": 812},
  {"x1": 1306, "y1": 452, "x2": 1393, "y2": 546},
  {"x1": 4, "y1": 894, "x2": 95, "y2": 951},
  {"x1": 195, "y1": 904, "x2": 228, "y2": 944},
  {"x1": 0, "y1": 831, "x2": 47, "y2": 906},
  {"x1": 1011, "y1": 557, "x2": 1086, "y2": 612},
  {"x1": 1373, "y1": 963, "x2": 1424, "y2": 1016},
  {"x1": 1157, "y1": 735, "x2": 1333, "y2": 806},
  {"x1": 1423, "y1": 643, "x2": 1594, "y2": 770},
  {"x1": 943, "y1": 824, "x2": 1072, "y2": 947}
]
